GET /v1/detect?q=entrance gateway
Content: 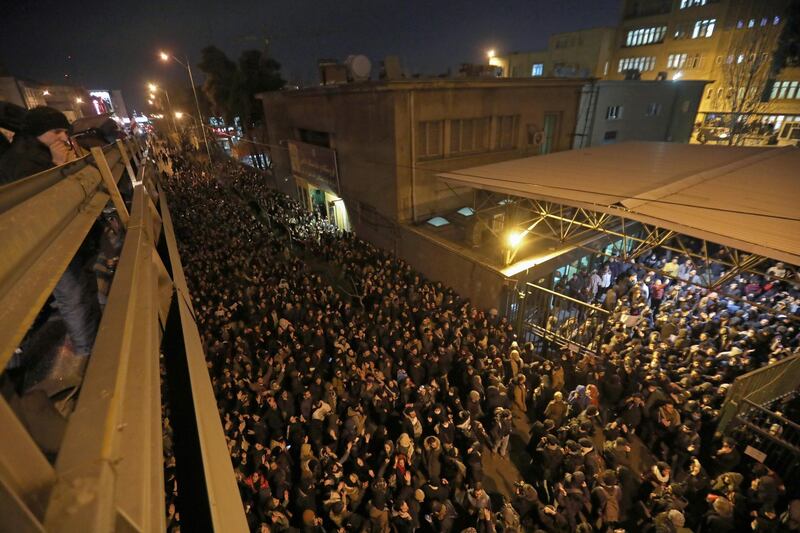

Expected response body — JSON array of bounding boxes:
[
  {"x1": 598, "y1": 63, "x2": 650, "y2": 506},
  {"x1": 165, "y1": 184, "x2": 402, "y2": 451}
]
[{"x1": 294, "y1": 177, "x2": 351, "y2": 232}]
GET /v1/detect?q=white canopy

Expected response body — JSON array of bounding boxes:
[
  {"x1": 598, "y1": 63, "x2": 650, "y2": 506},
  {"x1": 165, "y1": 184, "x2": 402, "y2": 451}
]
[{"x1": 439, "y1": 142, "x2": 800, "y2": 265}]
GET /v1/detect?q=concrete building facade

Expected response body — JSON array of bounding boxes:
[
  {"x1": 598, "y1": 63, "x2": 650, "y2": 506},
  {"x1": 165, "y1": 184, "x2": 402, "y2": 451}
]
[
  {"x1": 493, "y1": 1, "x2": 798, "y2": 143},
  {"x1": 495, "y1": 27, "x2": 617, "y2": 79},
  {"x1": 0, "y1": 76, "x2": 91, "y2": 121},
  {"x1": 573, "y1": 79, "x2": 709, "y2": 148},
  {"x1": 608, "y1": 0, "x2": 799, "y2": 139},
  {"x1": 260, "y1": 78, "x2": 586, "y2": 309}
]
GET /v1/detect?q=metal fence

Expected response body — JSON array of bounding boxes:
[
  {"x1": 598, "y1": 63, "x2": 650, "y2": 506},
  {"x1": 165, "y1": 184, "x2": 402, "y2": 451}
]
[
  {"x1": 508, "y1": 281, "x2": 610, "y2": 358},
  {"x1": 718, "y1": 354, "x2": 800, "y2": 434},
  {"x1": 729, "y1": 397, "x2": 800, "y2": 491},
  {"x1": 0, "y1": 139, "x2": 247, "y2": 532}
]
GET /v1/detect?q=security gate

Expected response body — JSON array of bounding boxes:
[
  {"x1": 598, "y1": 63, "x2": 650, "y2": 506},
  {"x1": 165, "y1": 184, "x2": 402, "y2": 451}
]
[{"x1": 508, "y1": 281, "x2": 609, "y2": 357}]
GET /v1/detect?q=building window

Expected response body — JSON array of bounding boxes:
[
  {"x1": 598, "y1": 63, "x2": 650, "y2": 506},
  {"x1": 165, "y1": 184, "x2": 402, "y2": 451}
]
[
  {"x1": 672, "y1": 53, "x2": 703, "y2": 69},
  {"x1": 646, "y1": 103, "x2": 662, "y2": 116},
  {"x1": 692, "y1": 19, "x2": 716, "y2": 38},
  {"x1": 603, "y1": 130, "x2": 618, "y2": 141},
  {"x1": 770, "y1": 81, "x2": 800, "y2": 100},
  {"x1": 606, "y1": 105, "x2": 623, "y2": 120},
  {"x1": 667, "y1": 53, "x2": 687, "y2": 69},
  {"x1": 449, "y1": 117, "x2": 490, "y2": 155},
  {"x1": 737, "y1": 20, "x2": 744, "y2": 29},
  {"x1": 774, "y1": 16, "x2": 781, "y2": 25},
  {"x1": 417, "y1": 120, "x2": 443, "y2": 159},
  {"x1": 617, "y1": 56, "x2": 656, "y2": 73},
  {"x1": 540, "y1": 113, "x2": 560, "y2": 155},
  {"x1": 706, "y1": 88, "x2": 713, "y2": 99},
  {"x1": 760, "y1": 17, "x2": 768, "y2": 27},
  {"x1": 680, "y1": 0, "x2": 707, "y2": 8},
  {"x1": 495, "y1": 115, "x2": 520, "y2": 150},
  {"x1": 531, "y1": 63, "x2": 543, "y2": 76},
  {"x1": 625, "y1": 26, "x2": 667, "y2": 47}
]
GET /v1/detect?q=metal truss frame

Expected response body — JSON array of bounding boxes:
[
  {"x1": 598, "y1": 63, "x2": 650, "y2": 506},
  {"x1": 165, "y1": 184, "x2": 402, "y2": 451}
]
[{"x1": 468, "y1": 189, "x2": 788, "y2": 289}]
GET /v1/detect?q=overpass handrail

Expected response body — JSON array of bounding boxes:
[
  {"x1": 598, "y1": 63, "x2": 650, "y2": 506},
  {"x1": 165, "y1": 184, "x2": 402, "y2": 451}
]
[{"x1": 0, "y1": 137, "x2": 247, "y2": 531}]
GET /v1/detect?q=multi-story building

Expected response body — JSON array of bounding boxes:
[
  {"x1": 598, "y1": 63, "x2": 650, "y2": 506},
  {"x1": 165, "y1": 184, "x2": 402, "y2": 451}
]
[
  {"x1": 259, "y1": 78, "x2": 586, "y2": 308},
  {"x1": 608, "y1": 0, "x2": 798, "y2": 141},
  {"x1": 494, "y1": 27, "x2": 617, "y2": 79},
  {"x1": 573, "y1": 79, "x2": 709, "y2": 148},
  {"x1": 0, "y1": 75, "x2": 91, "y2": 121}
]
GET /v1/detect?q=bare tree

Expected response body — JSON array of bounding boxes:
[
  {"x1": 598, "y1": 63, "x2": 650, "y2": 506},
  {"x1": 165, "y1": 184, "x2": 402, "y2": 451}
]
[{"x1": 711, "y1": 25, "x2": 778, "y2": 145}]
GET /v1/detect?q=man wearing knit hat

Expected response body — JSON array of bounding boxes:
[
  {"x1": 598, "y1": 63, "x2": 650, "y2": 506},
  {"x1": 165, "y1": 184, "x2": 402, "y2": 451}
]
[
  {"x1": 2, "y1": 106, "x2": 98, "y2": 400},
  {"x1": 0, "y1": 106, "x2": 75, "y2": 185}
]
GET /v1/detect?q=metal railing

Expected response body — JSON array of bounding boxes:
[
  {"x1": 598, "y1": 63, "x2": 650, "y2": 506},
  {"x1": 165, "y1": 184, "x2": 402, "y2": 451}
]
[
  {"x1": 729, "y1": 397, "x2": 800, "y2": 490},
  {"x1": 508, "y1": 281, "x2": 610, "y2": 358},
  {"x1": 0, "y1": 138, "x2": 247, "y2": 531},
  {"x1": 718, "y1": 353, "x2": 800, "y2": 434}
]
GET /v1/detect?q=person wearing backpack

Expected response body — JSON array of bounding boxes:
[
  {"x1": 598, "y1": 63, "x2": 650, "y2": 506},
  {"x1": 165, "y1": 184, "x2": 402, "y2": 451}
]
[{"x1": 593, "y1": 469, "x2": 622, "y2": 530}]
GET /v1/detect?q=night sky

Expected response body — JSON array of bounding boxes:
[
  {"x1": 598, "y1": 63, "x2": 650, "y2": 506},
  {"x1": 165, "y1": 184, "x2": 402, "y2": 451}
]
[{"x1": 1, "y1": 0, "x2": 620, "y2": 113}]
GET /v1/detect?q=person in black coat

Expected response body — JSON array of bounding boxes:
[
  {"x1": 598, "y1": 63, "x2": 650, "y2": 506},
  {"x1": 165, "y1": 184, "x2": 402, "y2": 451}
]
[{"x1": 0, "y1": 106, "x2": 73, "y2": 185}]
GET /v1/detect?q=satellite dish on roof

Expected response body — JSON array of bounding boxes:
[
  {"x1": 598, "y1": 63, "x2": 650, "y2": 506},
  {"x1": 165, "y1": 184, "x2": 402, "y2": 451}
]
[{"x1": 345, "y1": 55, "x2": 372, "y2": 81}]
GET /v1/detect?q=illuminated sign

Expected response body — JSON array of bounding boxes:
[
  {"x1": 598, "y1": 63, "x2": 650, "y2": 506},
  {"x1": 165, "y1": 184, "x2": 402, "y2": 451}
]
[
  {"x1": 287, "y1": 140, "x2": 340, "y2": 193},
  {"x1": 90, "y1": 90, "x2": 114, "y2": 114}
]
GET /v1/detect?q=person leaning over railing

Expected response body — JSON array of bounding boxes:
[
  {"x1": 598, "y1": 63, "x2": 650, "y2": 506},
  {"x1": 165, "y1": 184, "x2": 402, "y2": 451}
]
[
  {"x1": 0, "y1": 106, "x2": 77, "y2": 185},
  {"x1": 1, "y1": 106, "x2": 100, "y2": 393}
]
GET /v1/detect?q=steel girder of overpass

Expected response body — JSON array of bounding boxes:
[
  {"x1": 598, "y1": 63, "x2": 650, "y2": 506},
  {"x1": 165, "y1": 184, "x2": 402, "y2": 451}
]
[{"x1": 467, "y1": 189, "x2": 788, "y2": 290}]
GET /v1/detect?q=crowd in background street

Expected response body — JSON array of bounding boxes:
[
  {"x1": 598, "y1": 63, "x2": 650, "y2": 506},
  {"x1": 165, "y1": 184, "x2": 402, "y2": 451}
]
[{"x1": 160, "y1": 144, "x2": 800, "y2": 533}]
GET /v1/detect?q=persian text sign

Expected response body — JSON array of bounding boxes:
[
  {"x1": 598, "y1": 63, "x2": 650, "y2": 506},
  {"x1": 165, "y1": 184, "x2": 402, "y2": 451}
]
[{"x1": 287, "y1": 140, "x2": 339, "y2": 193}]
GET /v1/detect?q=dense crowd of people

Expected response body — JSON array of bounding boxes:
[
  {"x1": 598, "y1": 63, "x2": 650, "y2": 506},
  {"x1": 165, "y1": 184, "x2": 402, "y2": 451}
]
[{"x1": 160, "y1": 143, "x2": 800, "y2": 532}]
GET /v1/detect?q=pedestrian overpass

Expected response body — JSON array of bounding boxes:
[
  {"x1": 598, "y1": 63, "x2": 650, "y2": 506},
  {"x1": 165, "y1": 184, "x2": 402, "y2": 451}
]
[{"x1": 0, "y1": 139, "x2": 247, "y2": 531}]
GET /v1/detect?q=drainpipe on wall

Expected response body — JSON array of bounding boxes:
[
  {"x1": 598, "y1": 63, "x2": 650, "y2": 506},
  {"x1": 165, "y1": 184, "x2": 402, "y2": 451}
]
[
  {"x1": 579, "y1": 80, "x2": 598, "y2": 149},
  {"x1": 408, "y1": 91, "x2": 417, "y2": 223}
]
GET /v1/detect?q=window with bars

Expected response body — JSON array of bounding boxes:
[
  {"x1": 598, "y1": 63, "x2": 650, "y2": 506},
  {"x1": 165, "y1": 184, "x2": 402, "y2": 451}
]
[
  {"x1": 416, "y1": 120, "x2": 443, "y2": 159},
  {"x1": 531, "y1": 63, "x2": 543, "y2": 76},
  {"x1": 494, "y1": 115, "x2": 519, "y2": 150},
  {"x1": 449, "y1": 117, "x2": 490, "y2": 155},
  {"x1": 625, "y1": 26, "x2": 667, "y2": 47},
  {"x1": 692, "y1": 18, "x2": 716, "y2": 38},
  {"x1": 617, "y1": 56, "x2": 656, "y2": 73}
]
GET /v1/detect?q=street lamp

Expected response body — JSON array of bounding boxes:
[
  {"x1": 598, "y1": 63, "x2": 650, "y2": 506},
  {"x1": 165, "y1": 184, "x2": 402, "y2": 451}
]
[
  {"x1": 487, "y1": 49, "x2": 496, "y2": 59},
  {"x1": 75, "y1": 97, "x2": 83, "y2": 103},
  {"x1": 158, "y1": 50, "x2": 211, "y2": 159},
  {"x1": 147, "y1": 82, "x2": 178, "y2": 133},
  {"x1": 42, "y1": 90, "x2": 50, "y2": 96},
  {"x1": 174, "y1": 111, "x2": 184, "y2": 119}
]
